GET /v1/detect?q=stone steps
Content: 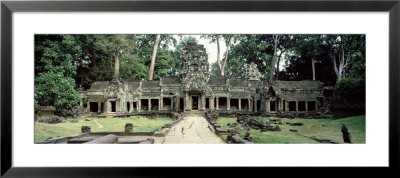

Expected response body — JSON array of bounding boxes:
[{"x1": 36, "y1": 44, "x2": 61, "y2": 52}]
[{"x1": 184, "y1": 110, "x2": 205, "y2": 117}]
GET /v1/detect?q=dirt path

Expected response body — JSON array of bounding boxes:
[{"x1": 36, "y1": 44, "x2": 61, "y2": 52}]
[
  {"x1": 156, "y1": 116, "x2": 225, "y2": 144},
  {"x1": 94, "y1": 120, "x2": 103, "y2": 129}
]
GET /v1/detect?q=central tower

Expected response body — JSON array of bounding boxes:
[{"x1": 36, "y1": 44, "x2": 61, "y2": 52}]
[{"x1": 180, "y1": 42, "x2": 212, "y2": 111}]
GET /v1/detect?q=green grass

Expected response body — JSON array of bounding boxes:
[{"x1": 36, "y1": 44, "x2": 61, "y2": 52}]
[
  {"x1": 216, "y1": 115, "x2": 365, "y2": 144},
  {"x1": 34, "y1": 116, "x2": 172, "y2": 143}
]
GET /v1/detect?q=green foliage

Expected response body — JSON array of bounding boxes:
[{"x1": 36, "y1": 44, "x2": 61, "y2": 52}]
[
  {"x1": 35, "y1": 35, "x2": 81, "y2": 109},
  {"x1": 335, "y1": 77, "x2": 365, "y2": 101},
  {"x1": 35, "y1": 72, "x2": 80, "y2": 109}
]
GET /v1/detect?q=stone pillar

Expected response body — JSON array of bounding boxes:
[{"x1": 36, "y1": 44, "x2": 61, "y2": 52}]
[
  {"x1": 315, "y1": 101, "x2": 318, "y2": 111},
  {"x1": 296, "y1": 101, "x2": 298, "y2": 112},
  {"x1": 176, "y1": 97, "x2": 180, "y2": 111},
  {"x1": 130, "y1": 101, "x2": 133, "y2": 112},
  {"x1": 160, "y1": 97, "x2": 163, "y2": 111},
  {"x1": 279, "y1": 100, "x2": 283, "y2": 111},
  {"x1": 201, "y1": 93, "x2": 206, "y2": 111},
  {"x1": 266, "y1": 99, "x2": 270, "y2": 112},
  {"x1": 305, "y1": 101, "x2": 308, "y2": 111},
  {"x1": 81, "y1": 126, "x2": 91, "y2": 133},
  {"x1": 248, "y1": 99, "x2": 252, "y2": 112},
  {"x1": 227, "y1": 98, "x2": 231, "y2": 111},
  {"x1": 210, "y1": 97, "x2": 214, "y2": 111},
  {"x1": 98, "y1": 102, "x2": 101, "y2": 113},
  {"x1": 138, "y1": 100, "x2": 141, "y2": 112},
  {"x1": 87, "y1": 102, "x2": 91, "y2": 112},
  {"x1": 238, "y1": 99, "x2": 241, "y2": 111},
  {"x1": 148, "y1": 99, "x2": 151, "y2": 111},
  {"x1": 285, "y1": 101, "x2": 289, "y2": 112},
  {"x1": 185, "y1": 92, "x2": 190, "y2": 111},
  {"x1": 216, "y1": 97, "x2": 219, "y2": 110}
]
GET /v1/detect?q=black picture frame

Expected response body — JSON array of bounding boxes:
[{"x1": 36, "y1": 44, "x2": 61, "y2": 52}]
[{"x1": 1, "y1": 0, "x2": 399, "y2": 177}]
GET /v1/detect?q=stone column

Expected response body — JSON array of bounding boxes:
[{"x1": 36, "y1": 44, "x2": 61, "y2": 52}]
[
  {"x1": 138, "y1": 100, "x2": 141, "y2": 112},
  {"x1": 201, "y1": 93, "x2": 206, "y2": 111},
  {"x1": 227, "y1": 97, "x2": 231, "y2": 111},
  {"x1": 238, "y1": 99, "x2": 241, "y2": 111},
  {"x1": 148, "y1": 99, "x2": 151, "y2": 111},
  {"x1": 160, "y1": 97, "x2": 164, "y2": 111},
  {"x1": 130, "y1": 101, "x2": 133, "y2": 112},
  {"x1": 315, "y1": 101, "x2": 318, "y2": 111},
  {"x1": 98, "y1": 102, "x2": 101, "y2": 113},
  {"x1": 216, "y1": 97, "x2": 219, "y2": 110},
  {"x1": 176, "y1": 97, "x2": 180, "y2": 111},
  {"x1": 248, "y1": 99, "x2": 252, "y2": 112},
  {"x1": 296, "y1": 101, "x2": 299, "y2": 112},
  {"x1": 185, "y1": 92, "x2": 190, "y2": 111},
  {"x1": 285, "y1": 101, "x2": 289, "y2": 112},
  {"x1": 266, "y1": 99, "x2": 270, "y2": 112},
  {"x1": 210, "y1": 97, "x2": 214, "y2": 111},
  {"x1": 305, "y1": 101, "x2": 308, "y2": 112}
]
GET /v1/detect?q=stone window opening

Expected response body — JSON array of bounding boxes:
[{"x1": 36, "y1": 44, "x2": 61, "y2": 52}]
[
  {"x1": 163, "y1": 98, "x2": 172, "y2": 110},
  {"x1": 231, "y1": 99, "x2": 239, "y2": 111},
  {"x1": 270, "y1": 100, "x2": 276, "y2": 111},
  {"x1": 132, "y1": 102, "x2": 137, "y2": 112},
  {"x1": 308, "y1": 101, "x2": 316, "y2": 111},
  {"x1": 298, "y1": 101, "x2": 306, "y2": 111},
  {"x1": 127, "y1": 102, "x2": 130, "y2": 112},
  {"x1": 100, "y1": 102, "x2": 104, "y2": 112},
  {"x1": 219, "y1": 97, "x2": 227, "y2": 110},
  {"x1": 289, "y1": 101, "x2": 296, "y2": 111},
  {"x1": 151, "y1": 99, "x2": 159, "y2": 111},
  {"x1": 141, "y1": 99, "x2": 148, "y2": 111},
  {"x1": 206, "y1": 98, "x2": 209, "y2": 109},
  {"x1": 89, "y1": 102, "x2": 98, "y2": 112},
  {"x1": 179, "y1": 98, "x2": 184, "y2": 111},
  {"x1": 241, "y1": 99, "x2": 248, "y2": 111},
  {"x1": 110, "y1": 101, "x2": 116, "y2": 112},
  {"x1": 283, "y1": 100, "x2": 286, "y2": 111},
  {"x1": 257, "y1": 100, "x2": 261, "y2": 111}
]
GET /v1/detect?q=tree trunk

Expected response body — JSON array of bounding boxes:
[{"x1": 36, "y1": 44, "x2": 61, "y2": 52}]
[
  {"x1": 275, "y1": 50, "x2": 284, "y2": 80},
  {"x1": 216, "y1": 35, "x2": 222, "y2": 74},
  {"x1": 221, "y1": 35, "x2": 233, "y2": 76},
  {"x1": 269, "y1": 35, "x2": 279, "y2": 81},
  {"x1": 312, "y1": 58, "x2": 316, "y2": 80},
  {"x1": 148, "y1": 34, "x2": 161, "y2": 80},
  {"x1": 113, "y1": 45, "x2": 120, "y2": 79}
]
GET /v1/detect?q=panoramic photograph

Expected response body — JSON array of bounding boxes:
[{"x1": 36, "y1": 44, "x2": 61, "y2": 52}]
[{"x1": 34, "y1": 34, "x2": 365, "y2": 144}]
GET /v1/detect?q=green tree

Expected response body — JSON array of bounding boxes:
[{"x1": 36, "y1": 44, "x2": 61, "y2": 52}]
[{"x1": 34, "y1": 35, "x2": 81, "y2": 109}]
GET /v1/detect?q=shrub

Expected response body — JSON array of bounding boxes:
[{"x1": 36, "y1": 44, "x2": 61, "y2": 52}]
[{"x1": 335, "y1": 77, "x2": 365, "y2": 102}]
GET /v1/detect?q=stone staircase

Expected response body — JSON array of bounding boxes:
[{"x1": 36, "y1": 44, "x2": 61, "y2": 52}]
[{"x1": 184, "y1": 110, "x2": 205, "y2": 117}]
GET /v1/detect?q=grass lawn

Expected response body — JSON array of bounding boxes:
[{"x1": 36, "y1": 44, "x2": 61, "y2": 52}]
[
  {"x1": 216, "y1": 115, "x2": 365, "y2": 144},
  {"x1": 35, "y1": 116, "x2": 172, "y2": 143}
]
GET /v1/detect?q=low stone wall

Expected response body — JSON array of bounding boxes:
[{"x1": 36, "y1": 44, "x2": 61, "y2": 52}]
[{"x1": 37, "y1": 133, "x2": 89, "y2": 144}]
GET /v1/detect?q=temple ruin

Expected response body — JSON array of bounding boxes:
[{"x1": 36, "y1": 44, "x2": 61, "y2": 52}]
[{"x1": 79, "y1": 42, "x2": 325, "y2": 118}]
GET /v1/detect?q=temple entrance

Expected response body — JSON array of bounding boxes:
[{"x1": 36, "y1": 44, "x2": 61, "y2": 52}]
[{"x1": 192, "y1": 96, "x2": 199, "y2": 110}]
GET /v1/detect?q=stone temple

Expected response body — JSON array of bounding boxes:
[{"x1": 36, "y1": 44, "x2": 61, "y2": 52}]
[{"x1": 79, "y1": 43, "x2": 325, "y2": 118}]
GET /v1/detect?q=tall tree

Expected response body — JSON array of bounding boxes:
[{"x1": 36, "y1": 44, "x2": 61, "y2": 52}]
[
  {"x1": 93, "y1": 35, "x2": 136, "y2": 80},
  {"x1": 148, "y1": 34, "x2": 161, "y2": 80},
  {"x1": 269, "y1": 34, "x2": 280, "y2": 81},
  {"x1": 34, "y1": 35, "x2": 81, "y2": 109},
  {"x1": 202, "y1": 34, "x2": 235, "y2": 76}
]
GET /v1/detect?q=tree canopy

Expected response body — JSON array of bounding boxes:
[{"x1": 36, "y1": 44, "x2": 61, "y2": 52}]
[{"x1": 35, "y1": 34, "x2": 365, "y2": 109}]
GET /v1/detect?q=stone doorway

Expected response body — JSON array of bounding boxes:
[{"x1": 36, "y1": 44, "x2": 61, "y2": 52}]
[{"x1": 192, "y1": 96, "x2": 199, "y2": 110}]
